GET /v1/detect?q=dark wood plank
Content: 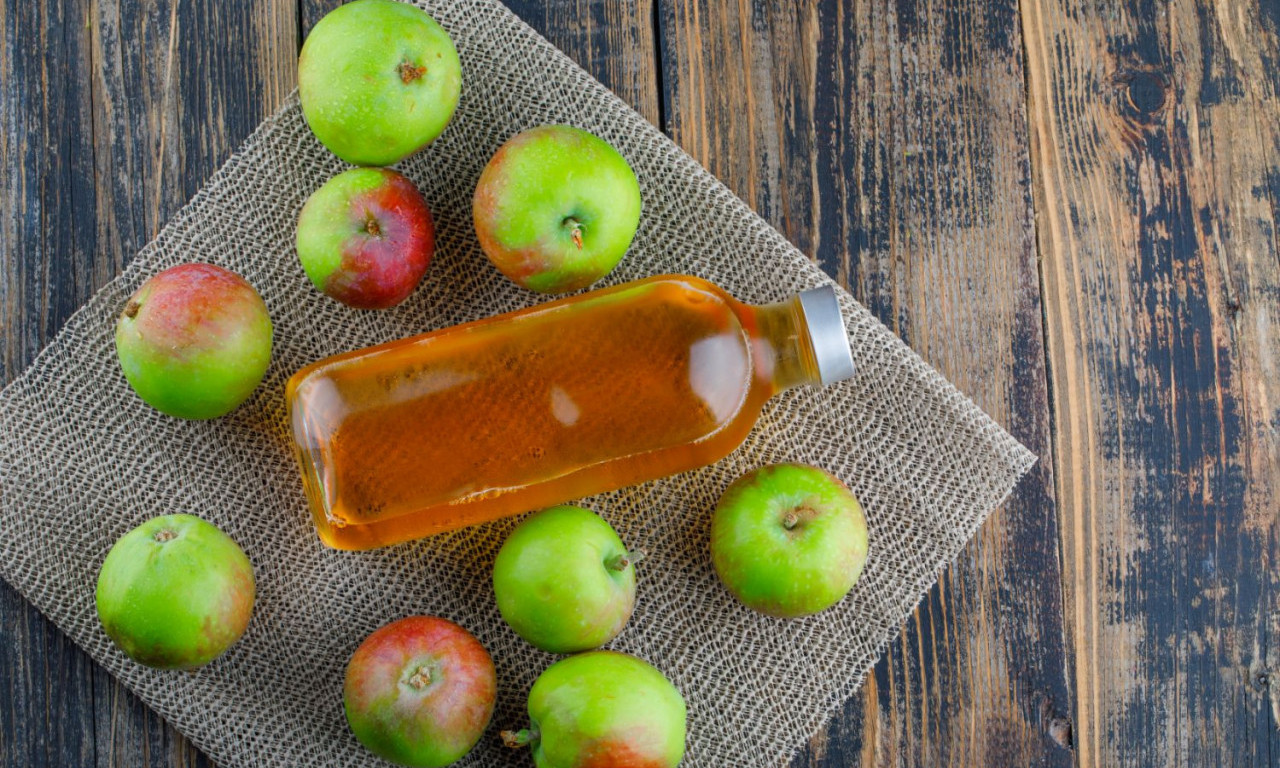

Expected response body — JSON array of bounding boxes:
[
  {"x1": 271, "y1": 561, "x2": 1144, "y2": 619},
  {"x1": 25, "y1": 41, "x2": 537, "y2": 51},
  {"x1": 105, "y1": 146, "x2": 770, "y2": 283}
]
[
  {"x1": 1022, "y1": 0, "x2": 1280, "y2": 764},
  {"x1": 502, "y1": 0, "x2": 661, "y2": 126},
  {"x1": 1, "y1": 0, "x2": 100, "y2": 764},
  {"x1": 299, "y1": 0, "x2": 340, "y2": 37},
  {"x1": 0, "y1": 0, "x2": 297, "y2": 765},
  {"x1": 657, "y1": 1, "x2": 1072, "y2": 765}
]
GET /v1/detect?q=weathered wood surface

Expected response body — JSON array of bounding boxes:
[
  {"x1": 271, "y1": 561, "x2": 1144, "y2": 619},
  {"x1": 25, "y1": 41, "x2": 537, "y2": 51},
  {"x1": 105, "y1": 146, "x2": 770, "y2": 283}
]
[
  {"x1": 1, "y1": 0, "x2": 1277, "y2": 766},
  {"x1": 1022, "y1": 0, "x2": 1280, "y2": 764}
]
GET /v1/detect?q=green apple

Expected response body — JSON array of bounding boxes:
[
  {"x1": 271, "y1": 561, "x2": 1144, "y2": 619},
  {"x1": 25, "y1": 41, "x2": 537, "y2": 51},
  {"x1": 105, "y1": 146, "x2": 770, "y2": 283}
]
[
  {"x1": 95, "y1": 515, "x2": 255, "y2": 669},
  {"x1": 710, "y1": 463, "x2": 868, "y2": 618},
  {"x1": 473, "y1": 125, "x2": 641, "y2": 294},
  {"x1": 298, "y1": 0, "x2": 462, "y2": 166},
  {"x1": 492, "y1": 506, "x2": 637, "y2": 653},
  {"x1": 115, "y1": 263, "x2": 273, "y2": 420},
  {"x1": 296, "y1": 168, "x2": 436, "y2": 309},
  {"x1": 344, "y1": 616, "x2": 497, "y2": 768},
  {"x1": 501, "y1": 651, "x2": 686, "y2": 768}
]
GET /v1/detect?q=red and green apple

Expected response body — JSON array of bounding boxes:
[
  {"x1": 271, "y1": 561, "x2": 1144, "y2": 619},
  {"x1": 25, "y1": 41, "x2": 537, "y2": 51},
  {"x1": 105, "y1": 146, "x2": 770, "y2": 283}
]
[
  {"x1": 296, "y1": 168, "x2": 435, "y2": 309},
  {"x1": 344, "y1": 616, "x2": 497, "y2": 767},
  {"x1": 95, "y1": 514, "x2": 255, "y2": 669},
  {"x1": 502, "y1": 651, "x2": 686, "y2": 768},
  {"x1": 473, "y1": 125, "x2": 641, "y2": 294},
  {"x1": 114, "y1": 263, "x2": 272, "y2": 420}
]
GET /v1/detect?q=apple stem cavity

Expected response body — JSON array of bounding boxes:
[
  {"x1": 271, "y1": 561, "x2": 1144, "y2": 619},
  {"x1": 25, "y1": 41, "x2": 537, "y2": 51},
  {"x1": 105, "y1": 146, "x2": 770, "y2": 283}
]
[
  {"x1": 563, "y1": 217, "x2": 584, "y2": 250},
  {"x1": 396, "y1": 60, "x2": 427, "y2": 84},
  {"x1": 364, "y1": 213, "x2": 382, "y2": 238},
  {"x1": 783, "y1": 505, "x2": 820, "y2": 531},
  {"x1": 405, "y1": 665, "x2": 433, "y2": 690},
  {"x1": 607, "y1": 548, "x2": 647, "y2": 572},
  {"x1": 500, "y1": 728, "x2": 539, "y2": 749}
]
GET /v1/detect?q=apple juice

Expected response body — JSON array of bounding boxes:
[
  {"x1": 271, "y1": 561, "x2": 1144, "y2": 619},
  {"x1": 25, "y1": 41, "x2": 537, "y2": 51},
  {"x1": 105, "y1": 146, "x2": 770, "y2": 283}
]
[{"x1": 286, "y1": 274, "x2": 854, "y2": 549}]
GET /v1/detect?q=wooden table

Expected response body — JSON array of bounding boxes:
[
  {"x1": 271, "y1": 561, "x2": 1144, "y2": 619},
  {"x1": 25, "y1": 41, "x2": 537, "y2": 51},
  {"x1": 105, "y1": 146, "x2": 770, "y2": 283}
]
[{"x1": 2, "y1": 0, "x2": 1277, "y2": 765}]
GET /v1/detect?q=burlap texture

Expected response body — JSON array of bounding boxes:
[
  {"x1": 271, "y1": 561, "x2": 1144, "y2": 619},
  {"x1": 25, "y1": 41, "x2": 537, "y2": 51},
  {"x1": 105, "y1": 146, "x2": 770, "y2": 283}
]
[{"x1": 0, "y1": 1, "x2": 1035, "y2": 765}]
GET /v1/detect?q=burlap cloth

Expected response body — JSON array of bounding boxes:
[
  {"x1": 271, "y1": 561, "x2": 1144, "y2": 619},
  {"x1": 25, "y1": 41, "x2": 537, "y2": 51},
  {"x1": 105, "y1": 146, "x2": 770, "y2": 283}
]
[{"x1": 0, "y1": 1, "x2": 1035, "y2": 765}]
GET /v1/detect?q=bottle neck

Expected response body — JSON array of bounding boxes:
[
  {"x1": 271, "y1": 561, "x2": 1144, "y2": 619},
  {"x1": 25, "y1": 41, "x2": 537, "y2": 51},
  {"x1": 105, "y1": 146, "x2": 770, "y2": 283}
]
[{"x1": 750, "y1": 297, "x2": 823, "y2": 393}]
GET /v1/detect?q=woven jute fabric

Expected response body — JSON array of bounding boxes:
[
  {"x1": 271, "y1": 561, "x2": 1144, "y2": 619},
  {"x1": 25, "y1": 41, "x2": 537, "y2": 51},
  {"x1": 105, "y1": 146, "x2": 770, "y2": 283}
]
[{"x1": 0, "y1": 2, "x2": 1035, "y2": 765}]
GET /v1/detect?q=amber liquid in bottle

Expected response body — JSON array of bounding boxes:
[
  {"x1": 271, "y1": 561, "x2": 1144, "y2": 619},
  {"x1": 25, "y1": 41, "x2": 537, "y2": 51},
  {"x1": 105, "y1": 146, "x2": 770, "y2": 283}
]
[{"x1": 286, "y1": 274, "x2": 844, "y2": 549}]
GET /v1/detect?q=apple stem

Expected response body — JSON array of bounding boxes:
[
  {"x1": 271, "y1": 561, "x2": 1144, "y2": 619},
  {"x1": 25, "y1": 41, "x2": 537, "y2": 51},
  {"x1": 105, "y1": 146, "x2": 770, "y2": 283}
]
[
  {"x1": 608, "y1": 548, "x2": 647, "y2": 571},
  {"x1": 397, "y1": 60, "x2": 427, "y2": 84},
  {"x1": 501, "y1": 728, "x2": 538, "y2": 749},
  {"x1": 123, "y1": 299, "x2": 140, "y2": 319},
  {"x1": 564, "y1": 217, "x2": 584, "y2": 250}
]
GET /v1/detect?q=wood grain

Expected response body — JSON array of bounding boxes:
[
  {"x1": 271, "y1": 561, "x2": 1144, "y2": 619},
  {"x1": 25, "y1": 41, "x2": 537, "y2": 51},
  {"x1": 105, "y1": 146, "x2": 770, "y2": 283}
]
[
  {"x1": 1022, "y1": 0, "x2": 1280, "y2": 764},
  {"x1": 657, "y1": 1, "x2": 1073, "y2": 765},
  {"x1": 1, "y1": 0, "x2": 100, "y2": 762},
  {"x1": 504, "y1": 0, "x2": 661, "y2": 126},
  {"x1": 0, "y1": 0, "x2": 297, "y2": 765}
]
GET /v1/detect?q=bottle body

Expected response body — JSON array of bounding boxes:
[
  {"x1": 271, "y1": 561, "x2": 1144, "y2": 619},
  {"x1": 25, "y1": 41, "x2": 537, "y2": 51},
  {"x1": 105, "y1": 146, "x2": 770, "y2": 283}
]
[{"x1": 286, "y1": 275, "x2": 827, "y2": 549}]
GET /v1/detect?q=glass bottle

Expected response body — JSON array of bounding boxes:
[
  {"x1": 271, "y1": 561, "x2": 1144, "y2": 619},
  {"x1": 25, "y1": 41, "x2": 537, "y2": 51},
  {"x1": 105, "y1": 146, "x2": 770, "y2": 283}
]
[{"x1": 286, "y1": 274, "x2": 854, "y2": 549}]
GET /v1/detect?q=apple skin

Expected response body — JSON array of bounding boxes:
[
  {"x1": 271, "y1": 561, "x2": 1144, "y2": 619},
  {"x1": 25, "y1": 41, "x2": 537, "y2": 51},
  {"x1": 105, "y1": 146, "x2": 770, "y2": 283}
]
[
  {"x1": 493, "y1": 506, "x2": 637, "y2": 654},
  {"x1": 297, "y1": 168, "x2": 435, "y2": 309},
  {"x1": 299, "y1": 0, "x2": 462, "y2": 166},
  {"x1": 473, "y1": 125, "x2": 641, "y2": 294},
  {"x1": 710, "y1": 463, "x2": 869, "y2": 618},
  {"x1": 115, "y1": 263, "x2": 273, "y2": 420},
  {"x1": 95, "y1": 514, "x2": 255, "y2": 670},
  {"x1": 344, "y1": 616, "x2": 497, "y2": 768},
  {"x1": 502, "y1": 651, "x2": 686, "y2": 768}
]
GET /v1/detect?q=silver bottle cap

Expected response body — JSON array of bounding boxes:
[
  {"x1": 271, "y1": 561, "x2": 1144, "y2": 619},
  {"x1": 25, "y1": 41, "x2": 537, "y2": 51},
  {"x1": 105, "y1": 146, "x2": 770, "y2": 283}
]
[{"x1": 797, "y1": 285, "x2": 856, "y2": 386}]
